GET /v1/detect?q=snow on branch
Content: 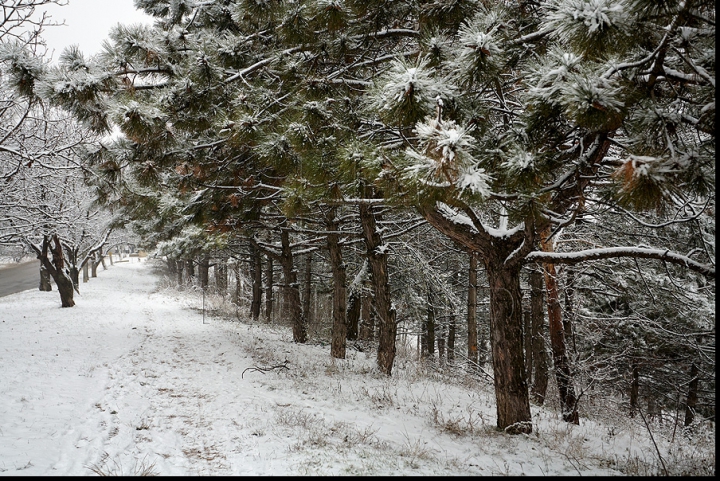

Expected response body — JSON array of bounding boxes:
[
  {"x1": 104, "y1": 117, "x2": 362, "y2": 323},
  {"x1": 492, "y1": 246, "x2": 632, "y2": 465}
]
[{"x1": 526, "y1": 247, "x2": 715, "y2": 279}]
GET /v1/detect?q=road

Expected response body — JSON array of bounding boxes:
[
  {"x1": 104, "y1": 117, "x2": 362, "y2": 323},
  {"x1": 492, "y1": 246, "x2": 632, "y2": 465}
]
[{"x1": 0, "y1": 260, "x2": 41, "y2": 298}]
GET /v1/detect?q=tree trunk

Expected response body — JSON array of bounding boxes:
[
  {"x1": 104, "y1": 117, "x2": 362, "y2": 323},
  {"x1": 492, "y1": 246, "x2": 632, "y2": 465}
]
[
  {"x1": 186, "y1": 260, "x2": 195, "y2": 285},
  {"x1": 327, "y1": 209, "x2": 348, "y2": 358},
  {"x1": 32, "y1": 235, "x2": 75, "y2": 307},
  {"x1": 467, "y1": 251, "x2": 479, "y2": 367},
  {"x1": 347, "y1": 290, "x2": 361, "y2": 341},
  {"x1": 447, "y1": 315, "x2": 456, "y2": 363},
  {"x1": 108, "y1": 251, "x2": 114, "y2": 265},
  {"x1": 39, "y1": 263, "x2": 52, "y2": 291},
  {"x1": 543, "y1": 259, "x2": 579, "y2": 424},
  {"x1": 630, "y1": 361, "x2": 639, "y2": 417},
  {"x1": 280, "y1": 228, "x2": 307, "y2": 343},
  {"x1": 359, "y1": 202, "x2": 396, "y2": 375},
  {"x1": 303, "y1": 252, "x2": 313, "y2": 326},
  {"x1": 265, "y1": 257, "x2": 274, "y2": 322},
  {"x1": 524, "y1": 303, "x2": 532, "y2": 383},
  {"x1": 234, "y1": 261, "x2": 242, "y2": 306},
  {"x1": 485, "y1": 260, "x2": 532, "y2": 434},
  {"x1": 199, "y1": 257, "x2": 210, "y2": 289},
  {"x1": 91, "y1": 253, "x2": 100, "y2": 278},
  {"x1": 421, "y1": 286, "x2": 436, "y2": 360},
  {"x1": 359, "y1": 284, "x2": 374, "y2": 341},
  {"x1": 563, "y1": 267, "x2": 577, "y2": 355},
  {"x1": 250, "y1": 245, "x2": 262, "y2": 322},
  {"x1": 177, "y1": 259, "x2": 184, "y2": 286},
  {"x1": 529, "y1": 268, "x2": 549, "y2": 405},
  {"x1": 82, "y1": 261, "x2": 89, "y2": 283},
  {"x1": 69, "y1": 266, "x2": 80, "y2": 288},
  {"x1": 684, "y1": 362, "x2": 699, "y2": 427},
  {"x1": 437, "y1": 324, "x2": 446, "y2": 364},
  {"x1": 215, "y1": 259, "x2": 227, "y2": 295}
]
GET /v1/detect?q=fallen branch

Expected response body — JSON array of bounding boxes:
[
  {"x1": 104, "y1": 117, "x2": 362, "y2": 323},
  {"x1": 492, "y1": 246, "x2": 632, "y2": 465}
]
[{"x1": 242, "y1": 360, "x2": 290, "y2": 379}]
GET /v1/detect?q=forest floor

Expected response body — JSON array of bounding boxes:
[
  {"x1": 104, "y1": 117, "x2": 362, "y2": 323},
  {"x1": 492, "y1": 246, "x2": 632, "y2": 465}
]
[{"x1": 0, "y1": 258, "x2": 714, "y2": 476}]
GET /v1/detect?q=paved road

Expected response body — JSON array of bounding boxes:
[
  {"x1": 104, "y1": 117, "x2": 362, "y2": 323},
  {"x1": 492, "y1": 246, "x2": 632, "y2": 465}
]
[{"x1": 0, "y1": 260, "x2": 41, "y2": 298}]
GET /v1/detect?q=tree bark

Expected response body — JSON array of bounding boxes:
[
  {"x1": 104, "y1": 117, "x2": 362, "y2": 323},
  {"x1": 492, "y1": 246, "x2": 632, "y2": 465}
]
[
  {"x1": 347, "y1": 289, "x2": 361, "y2": 340},
  {"x1": 326, "y1": 209, "x2": 348, "y2": 358},
  {"x1": 486, "y1": 260, "x2": 532, "y2": 434},
  {"x1": 467, "y1": 251, "x2": 479, "y2": 366},
  {"x1": 447, "y1": 315, "x2": 456, "y2": 363},
  {"x1": 684, "y1": 362, "x2": 699, "y2": 427},
  {"x1": 39, "y1": 263, "x2": 52, "y2": 291},
  {"x1": 265, "y1": 257, "x2": 274, "y2": 322},
  {"x1": 186, "y1": 259, "x2": 195, "y2": 285},
  {"x1": 529, "y1": 268, "x2": 549, "y2": 405},
  {"x1": 303, "y1": 252, "x2": 313, "y2": 326},
  {"x1": 419, "y1": 204, "x2": 534, "y2": 433},
  {"x1": 199, "y1": 257, "x2": 210, "y2": 289},
  {"x1": 215, "y1": 259, "x2": 227, "y2": 294},
  {"x1": 630, "y1": 361, "x2": 639, "y2": 417},
  {"x1": 177, "y1": 259, "x2": 184, "y2": 286},
  {"x1": 31, "y1": 235, "x2": 75, "y2": 307},
  {"x1": 542, "y1": 258, "x2": 579, "y2": 424},
  {"x1": 82, "y1": 261, "x2": 89, "y2": 283},
  {"x1": 250, "y1": 244, "x2": 262, "y2": 322},
  {"x1": 421, "y1": 285, "x2": 436, "y2": 360},
  {"x1": 359, "y1": 202, "x2": 396, "y2": 375},
  {"x1": 280, "y1": 228, "x2": 307, "y2": 343},
  {"x1": 359, "y1": 284, "x2": 374, "y2": 341}
]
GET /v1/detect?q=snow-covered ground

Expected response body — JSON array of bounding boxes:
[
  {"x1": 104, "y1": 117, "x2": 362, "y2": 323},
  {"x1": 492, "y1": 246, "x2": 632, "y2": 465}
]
[{"x1": 0, "y1": 260, "x2": 714, "y2": 475}]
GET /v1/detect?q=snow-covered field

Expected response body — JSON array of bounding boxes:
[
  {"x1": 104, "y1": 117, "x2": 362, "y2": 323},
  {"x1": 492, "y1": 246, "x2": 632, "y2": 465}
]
[{"x1": 0, "y1": 260, "x2": 714, "y2": 475}]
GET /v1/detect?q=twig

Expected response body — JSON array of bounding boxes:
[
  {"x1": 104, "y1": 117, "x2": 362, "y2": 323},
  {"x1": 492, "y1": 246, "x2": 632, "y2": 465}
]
[
  {"x1": 637, "y1": 406, "x2": 669, "y2": 476},
  {"x1": 242, "y1": 360, "x2": 290, "y2": 379}
]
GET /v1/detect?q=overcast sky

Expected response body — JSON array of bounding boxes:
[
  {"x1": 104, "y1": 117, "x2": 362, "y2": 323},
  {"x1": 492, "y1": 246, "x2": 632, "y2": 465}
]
[{"x1": 37, "y1": 0, "x2": 153, "y2": 62}]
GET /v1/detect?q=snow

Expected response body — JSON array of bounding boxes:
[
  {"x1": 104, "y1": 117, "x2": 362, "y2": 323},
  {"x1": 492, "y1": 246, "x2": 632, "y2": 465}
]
[{"x1": 0, "y1": 259, "x2": 712, "y2": 475}]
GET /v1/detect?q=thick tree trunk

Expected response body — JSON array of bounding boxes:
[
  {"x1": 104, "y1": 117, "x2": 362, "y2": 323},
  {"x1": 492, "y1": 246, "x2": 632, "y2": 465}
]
[
  {"x1": 39, "y1": 263, "x2": 52, "y2": 291},
  {"x1": 684, "y1": 362, "x2": 699, "y2": 427},
  {"x1": 69, "y1": 266, "x2": 80, "y2": 287},
  {"x1": 33, "y1": 235, "x2": 75, "y2": 307},
  {"x1": 467, "y1": 251, "x2": 479, "y2": 366},
  {"x1": 485, "y1": 260, "x2": 532, "y2": 434},
  {"x1": 327, "y1": 210, "x2": 348, "y2": 358},
  {"x1": 529, "y1": 268, "x2": 549, "y2": 405},
  {"x1": 265, "y1": 257, "x2": 274, "y2": 322},
  {"x1": 82, "y1": 261, "x2": 89, "y2": 283},
  {"x1": 359, "y1": 202, "x2": 396, "y2": 375},
  {"x1": 419, "y1": 204, "x2": 533, "y2": 434},
  {"x1": 280, "y1": 229, "x2": 307, "y2": 343},
  {"x1": 250, "y1": 245, "x2": 262, "y2": 322}
]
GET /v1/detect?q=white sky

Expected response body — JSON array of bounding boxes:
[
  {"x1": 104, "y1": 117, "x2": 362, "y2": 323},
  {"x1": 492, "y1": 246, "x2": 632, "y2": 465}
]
[
  {"x1": 0, "y1": 258, "x2": 714, "y2": 475},
  {"x1": 36, "y1": 0, "x2": 154, "y2": 62}
]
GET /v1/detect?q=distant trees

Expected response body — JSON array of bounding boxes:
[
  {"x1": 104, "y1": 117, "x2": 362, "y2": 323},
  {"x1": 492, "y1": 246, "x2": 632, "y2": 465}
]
[
  {"x1": 19, "y1": 0, "x2": 713, "y2": 433},
  {"x1": 0, "y1": 0, "x2": 120, "y2": 307}
]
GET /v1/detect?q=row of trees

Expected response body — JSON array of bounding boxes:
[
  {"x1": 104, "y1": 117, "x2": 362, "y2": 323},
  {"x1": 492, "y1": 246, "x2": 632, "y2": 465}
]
[
  {"x1": 0, "y1": 0, "x2": 138, "y2": 306},
  {"x1": 2, "y1": 0, "x2": 714, "y2": 434}
]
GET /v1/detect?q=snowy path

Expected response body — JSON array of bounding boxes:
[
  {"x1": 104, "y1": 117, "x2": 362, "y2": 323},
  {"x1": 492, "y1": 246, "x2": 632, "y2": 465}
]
[{"x1": 0, "y1": 261, "x2": 273, "y2": 475}]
